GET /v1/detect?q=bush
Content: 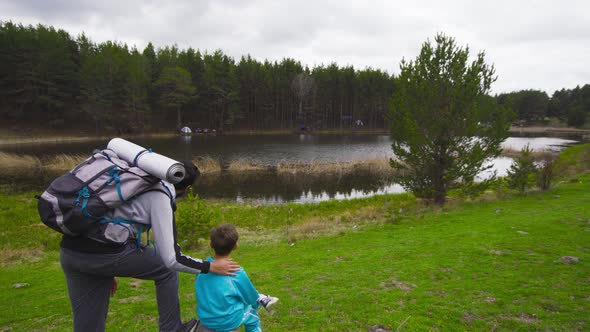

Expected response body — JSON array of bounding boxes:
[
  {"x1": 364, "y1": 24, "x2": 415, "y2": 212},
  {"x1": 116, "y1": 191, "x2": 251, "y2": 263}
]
[
  {"x1": 506, "y1": 145, "x2": 537, "y2": 193},
  {"x1": 536, "y1": 151, "x2": 558, "y2": 190},
  {"x1": 175, "y1": 193, "x2": 219, "y2": 249}
]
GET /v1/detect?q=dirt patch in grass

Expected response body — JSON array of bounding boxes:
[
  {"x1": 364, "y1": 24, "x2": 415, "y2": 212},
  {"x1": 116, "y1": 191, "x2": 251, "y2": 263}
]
[
  {"x1": 118, "y1": 295, "x2": 149, "y2": 304},
  {"x1": 238, "y1": 208, "x2": 387, "y2": 245},
  {"x1": 0, "y1": 248, "x2": 45, "y2": 266},
  {"x1": 462, "y1": 311, "x2": 483, "y2": 324},
  {"x1": 425, "y1": 289, "x2": 448, "y2": 297},
  {"x1": 380, "y1": 277, "x2": 416, "y2": 293},
  {"x1": 501, "y1": 312, "x2": 540, "y2": 324},
  {"x1": 127, "y1": 279, "x2": 145, "y2": 290},
  {"x1": 488, "y1": 249, "x2": 508, "y2": 255}
]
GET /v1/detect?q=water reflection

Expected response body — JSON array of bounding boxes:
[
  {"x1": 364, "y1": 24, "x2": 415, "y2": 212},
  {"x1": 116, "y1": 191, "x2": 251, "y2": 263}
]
[
  {"x1": 478, "y1": 157, "x2": 514, "y2": 181},
  {"x1": 193, "y1": 170, "x2": 397, "y2": 204},
  {"x1": 502, "y1": 137, "x2": 577, "y2": 152}
]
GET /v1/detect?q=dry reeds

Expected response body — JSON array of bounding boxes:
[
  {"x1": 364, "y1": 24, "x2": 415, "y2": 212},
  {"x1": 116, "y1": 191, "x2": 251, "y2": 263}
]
[
  {"x1": 277, "y1": 158, "x2": 394, "y2": 177},
  {"x1": 227, "y1": 159, "x2": 268, "y2": 172},
  {"x1": 193, "y1": 156, "x2": 222, "y2": 174},
  {"x1": 0, "y1": 153, "x2": 86, "y2": 175},
  {"x1": 501, "y1": 148, "x2": 552, "y2": 159},
  {"x1": 0, "y1": 152, "x2": 42, "y2": 175},
  {"x1": 43, "y1": 154, "x2": 87, "y2": 171},
  {"x1": 2, "y1": 151, "x2": 397, "y2": 180}
]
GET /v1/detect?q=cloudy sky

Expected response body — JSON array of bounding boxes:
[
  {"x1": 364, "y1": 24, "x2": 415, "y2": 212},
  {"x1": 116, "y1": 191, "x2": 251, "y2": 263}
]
[{"x1": 2, "y1": 0, "x2": 589, "y2": 94}]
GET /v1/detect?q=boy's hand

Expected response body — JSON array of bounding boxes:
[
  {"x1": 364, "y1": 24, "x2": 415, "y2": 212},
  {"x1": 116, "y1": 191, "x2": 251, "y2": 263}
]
[{"x1": 210, "y1": 259, "x2": 240, "y2": 276}]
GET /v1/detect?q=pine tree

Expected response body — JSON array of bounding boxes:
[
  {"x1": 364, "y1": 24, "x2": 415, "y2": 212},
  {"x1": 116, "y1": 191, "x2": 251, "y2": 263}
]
[
  {"x1": 506, "y1": 145, "x2": 537, "y2": 193},
  {"x1": 389, "y1": 33, "x2": 512, "y2": 204},
  {"x1": 155, "y1": 66, "x2": 195, "y2": 129}
]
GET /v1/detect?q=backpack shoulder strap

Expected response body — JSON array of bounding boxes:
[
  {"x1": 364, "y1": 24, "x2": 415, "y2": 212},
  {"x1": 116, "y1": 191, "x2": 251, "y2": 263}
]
[{"x1": 140, "y1": 181, "x2": 176, "y2": 211}]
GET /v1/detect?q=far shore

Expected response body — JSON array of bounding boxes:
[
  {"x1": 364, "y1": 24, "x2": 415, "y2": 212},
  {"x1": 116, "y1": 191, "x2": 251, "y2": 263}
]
[
  {"x1": 508, "y1": 126, "x2": 590, "y2": 135},
  {"x1": 0, "y1": 128, "x2": 390, "y2": 146},
  {"x1": 0, "y1": 126, "x2": 587, "y2": 146}
]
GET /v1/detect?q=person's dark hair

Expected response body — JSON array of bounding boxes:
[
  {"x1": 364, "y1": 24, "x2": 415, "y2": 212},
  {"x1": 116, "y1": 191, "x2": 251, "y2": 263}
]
[
  {"x1": 174, "y1": 161, "x2": 200, "y2": 191},
  {"x1": 210, "y1": 223, "x2": 239, "y2": 256}
]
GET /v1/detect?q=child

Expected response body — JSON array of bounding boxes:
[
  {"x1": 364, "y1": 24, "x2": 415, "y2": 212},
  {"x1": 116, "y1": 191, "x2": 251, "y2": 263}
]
[{"x1": 195, "y1": 223, "x2": 278, "y2": 332}]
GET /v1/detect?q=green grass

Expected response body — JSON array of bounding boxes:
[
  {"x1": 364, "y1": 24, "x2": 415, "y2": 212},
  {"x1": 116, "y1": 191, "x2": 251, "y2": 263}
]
[{"x1": 0, "y1": 146, "x2": 589, "y2": 331}]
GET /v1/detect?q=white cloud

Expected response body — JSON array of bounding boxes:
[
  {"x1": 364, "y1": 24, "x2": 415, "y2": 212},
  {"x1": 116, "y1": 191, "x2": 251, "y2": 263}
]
[{"x1": 1, "y1": 0, "x2": 589, "y2": 94}]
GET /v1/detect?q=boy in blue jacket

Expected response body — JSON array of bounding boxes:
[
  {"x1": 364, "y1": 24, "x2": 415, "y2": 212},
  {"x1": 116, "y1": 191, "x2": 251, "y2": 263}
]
[{"x1": 195, "y1": 223, "x2": 278, "y2": 332}]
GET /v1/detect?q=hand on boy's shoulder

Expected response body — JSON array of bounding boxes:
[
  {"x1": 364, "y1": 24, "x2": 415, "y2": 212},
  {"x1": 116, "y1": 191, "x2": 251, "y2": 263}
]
[{"x1": 209, "y1": 258, "x2": 241, "y2": 276}]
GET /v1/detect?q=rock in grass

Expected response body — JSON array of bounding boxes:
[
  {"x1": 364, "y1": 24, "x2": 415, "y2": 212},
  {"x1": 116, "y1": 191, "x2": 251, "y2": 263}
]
[
  {"x1": 517, "y1": 230, "x2": 529, "y2": 235},
  {"x1": 556, "y1": 256, "x2": 580, "y2": 264},
  {"x1": 368, "y1": 325, "x2": 391, "y2": 332},
  {"x1": 12, "y1": 282, "x2": 30, "y2": 289}
]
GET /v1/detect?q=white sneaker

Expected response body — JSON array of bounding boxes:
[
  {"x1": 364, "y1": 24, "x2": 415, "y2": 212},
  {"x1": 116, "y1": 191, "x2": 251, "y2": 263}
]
[{"x1": 257, "y1": 294, "x2": 279, "y2": 310}]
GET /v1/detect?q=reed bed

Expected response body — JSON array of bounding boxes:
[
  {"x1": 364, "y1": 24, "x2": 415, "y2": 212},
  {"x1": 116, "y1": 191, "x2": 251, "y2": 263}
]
[
  {"x1": 0, "y1": 152, "x2": 43, "y2": 175},
  {"x1": 192, "y1": 156, "x2": 222, "y2": 174},
  {"x1": 227, "y1": 159, "x2": 268, "y2": 172},
  {"x1": 2, "y1": 151, "x2": 396, "y2": 179},
  {"x1": 501, "y1": 148, "x2": 550, "y2": 159},
  {"x1": 276, "y1": 158, "x2": 394, "y2": 177},
  {"x1": 42, "y1": 154, "x2": 87, "y2": 171},
  {"x1": 0, "y1": 153, "x2": 85, "y2": 175}
]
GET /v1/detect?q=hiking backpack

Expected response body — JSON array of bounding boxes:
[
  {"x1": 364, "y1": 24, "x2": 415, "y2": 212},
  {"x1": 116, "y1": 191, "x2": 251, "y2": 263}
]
[{"x1": 37, "y1": 149, "x2": 164, "y2": 241}]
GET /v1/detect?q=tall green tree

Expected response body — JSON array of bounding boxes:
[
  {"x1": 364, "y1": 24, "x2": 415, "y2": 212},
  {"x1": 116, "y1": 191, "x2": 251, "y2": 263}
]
[
  {"x1": 123, "y1": 48, "x2": 151, "y2": 131},
  {"x1": 497, "y1": 90, "x2": 548, "y2": 123},
  {"x1": 155, "y1": 66, "x2": 195, "y2": 129},
  {"x1": 202, "y1": 51, "x2": 239, "y2": 132},
  {"x1": 389, "y1": 33, "x2": 512, "y2": 205}
]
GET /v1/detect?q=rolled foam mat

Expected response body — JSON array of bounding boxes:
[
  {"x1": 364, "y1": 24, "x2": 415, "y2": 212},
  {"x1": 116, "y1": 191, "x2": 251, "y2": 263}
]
[{"x1": 107, "y1": 138, "x2": 186, "y2": 184}]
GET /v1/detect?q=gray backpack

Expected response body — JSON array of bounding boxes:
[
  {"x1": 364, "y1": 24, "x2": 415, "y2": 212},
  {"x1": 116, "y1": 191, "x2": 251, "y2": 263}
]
[{"x1": 37, "y1": 149, "x2": 165, "y2": 243}]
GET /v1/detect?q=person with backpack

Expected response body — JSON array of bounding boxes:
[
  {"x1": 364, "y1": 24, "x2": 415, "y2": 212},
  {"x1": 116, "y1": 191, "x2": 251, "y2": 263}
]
[{"x1": 58, "y1": 161, "x2": 239, "y2": 332}]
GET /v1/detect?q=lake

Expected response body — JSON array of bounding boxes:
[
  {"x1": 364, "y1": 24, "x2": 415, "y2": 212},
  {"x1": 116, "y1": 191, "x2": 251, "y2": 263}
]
[{"x1": 0, "y1": 134, "x2": 580, "y2": 204}]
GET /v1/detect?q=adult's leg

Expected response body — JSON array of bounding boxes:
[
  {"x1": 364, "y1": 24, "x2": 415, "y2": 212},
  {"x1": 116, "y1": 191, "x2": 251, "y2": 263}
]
[
  {"x1": 60, "y1": 243, "x2": 182, "y2": 332},
  {"x1": 60, "y1": 249, "x2": 113, "y2": 332},
  {"x1": 109, "y1": 243, "x2": 182, "y2": 332}
]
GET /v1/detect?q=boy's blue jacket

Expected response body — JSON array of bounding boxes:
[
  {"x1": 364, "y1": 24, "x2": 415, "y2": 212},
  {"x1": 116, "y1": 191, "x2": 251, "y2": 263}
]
[{"x1": 195, "y1": 257, "x2": 261, "y2": 330}]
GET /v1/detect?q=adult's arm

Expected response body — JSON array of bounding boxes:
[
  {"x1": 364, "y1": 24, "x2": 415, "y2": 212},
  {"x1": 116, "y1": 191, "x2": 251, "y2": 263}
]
[
  {"x1": 147, "y1": 192, "x2": 239, "y2": 275},
  {"x1": 147, "y1": 191, "x2": 210, "y2": 274}
]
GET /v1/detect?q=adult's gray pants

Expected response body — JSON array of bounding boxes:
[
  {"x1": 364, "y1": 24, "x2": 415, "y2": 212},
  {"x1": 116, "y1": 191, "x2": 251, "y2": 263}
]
[{"x1": 60, "y1": 242, "x2": 182, "y2": 332}]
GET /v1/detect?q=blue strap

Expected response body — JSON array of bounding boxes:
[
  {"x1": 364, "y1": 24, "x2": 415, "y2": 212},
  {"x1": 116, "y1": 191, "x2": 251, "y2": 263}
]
[
  {"x1": 137, "y1": 226, "x2": 143, "y2": 248},
  {"x1": 160, "y1": 181, "x2": 175, "y2": 206},
  {"x1": 101, "y1": 218, "x2": 139, "y2": 246},
  {"x1": 75, "y1": 186, "x2": 88, "y2": 207},
  {"x1": 132, "y1": 148, "x2": 152, "y2": 167},
  {"x1": 106, "y1": 168, "x2": 126, "y2": 203},
  {"x1": 101, "y1": 219, "x2": 154, "y2": 251},
  {"x1": 76, "y1": 186, "x2": 101, "y2": 219}
]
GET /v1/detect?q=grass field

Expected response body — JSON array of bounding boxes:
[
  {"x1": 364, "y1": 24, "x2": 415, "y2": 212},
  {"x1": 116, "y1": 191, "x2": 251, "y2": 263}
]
[{"x1": 0, "y1": 147, "x2": 588, "y2": 331}]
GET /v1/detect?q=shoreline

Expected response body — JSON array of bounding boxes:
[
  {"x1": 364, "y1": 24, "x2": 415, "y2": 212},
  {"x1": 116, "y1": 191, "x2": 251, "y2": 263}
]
[
  {"x1": 508, "y1": 126, "x2": 590, "y2": 136},
  {"x1": 0, "y1": 128, "x2": 390, "y2": 146},
  {"x1": 0, "y1": 126, "x2": 587, "y2": 146}
]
